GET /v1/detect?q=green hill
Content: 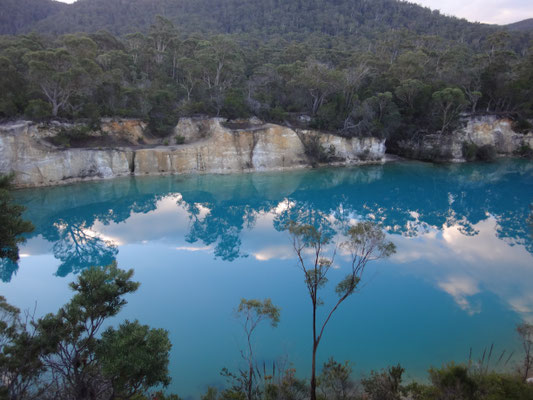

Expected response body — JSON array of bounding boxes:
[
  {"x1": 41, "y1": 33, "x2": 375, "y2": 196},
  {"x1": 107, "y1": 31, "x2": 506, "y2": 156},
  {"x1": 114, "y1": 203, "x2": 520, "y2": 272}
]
[
  {"x1": 7, "y1": 0, "x2": 495, "y2": 44},
  {"x1": 0, "y1": 0, "x2": 66, "y2": 35},
  {"x1": 506, "y1": 18, "x2": 533, "y2": 32}
]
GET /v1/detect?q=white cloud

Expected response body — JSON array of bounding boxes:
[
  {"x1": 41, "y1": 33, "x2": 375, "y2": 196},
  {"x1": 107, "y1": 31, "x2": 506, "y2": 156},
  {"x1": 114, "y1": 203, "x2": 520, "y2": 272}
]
[{"x1": 438, "y1": 276, "x2": 481, "y2": 314}]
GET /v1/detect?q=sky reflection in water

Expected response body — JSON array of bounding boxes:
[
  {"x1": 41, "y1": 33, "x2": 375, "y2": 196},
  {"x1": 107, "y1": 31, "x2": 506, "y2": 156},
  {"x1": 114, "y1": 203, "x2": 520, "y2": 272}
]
[{"x1": 1, "y1": 159, "x2": 532, "y2": 398}]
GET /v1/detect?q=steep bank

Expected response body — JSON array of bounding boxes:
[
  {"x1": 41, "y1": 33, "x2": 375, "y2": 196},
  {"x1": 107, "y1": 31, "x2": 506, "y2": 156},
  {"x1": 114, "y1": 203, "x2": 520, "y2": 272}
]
[
  {"x1": 391, "y1": 116, "x2": 533, "y2": 161},
  {"x1": 0, "y1": 118, "x2": 385, "y2": 188}
]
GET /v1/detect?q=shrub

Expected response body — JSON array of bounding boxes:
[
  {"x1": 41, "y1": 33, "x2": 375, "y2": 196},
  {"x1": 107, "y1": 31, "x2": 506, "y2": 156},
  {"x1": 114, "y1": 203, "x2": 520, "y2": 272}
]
[
  {"x1": 515, "y1": 144, "x2": 533, "y2": 159},
  {"x1": 148, "y1": 89, "x2": 178, "y2": 137},
  {"x1": 175, "y1": 135, "x2": 185, "y2": 145},
  {"x1": 266, "y1": 106, "x2": 288, "y2": 123},
  {"x1": 362, "y1": 364, "x2": 405, "y2": 400},
  {"x1": 301, "y1": 134, "x2": 336, "y2": 166},
  {"x1": 47, "y1": 125, "x2": 92, "y2": 148},
  {"x1": 477, "y1": 373, "x2": 533, "y2": 400},
  {"x1": 222, "y1": 89, "x2": 249, "y2": 120},
  {"x1": 476, "y1": 145, "x2": 497, "y2": 162},
  {"x1": 24, "y1": 99, "x2": 52, "y2": 121},
  {"x1": 462, "y1": 142, "x2": 497, "y2": 162},
  {"x1": 513, "y1": 118, "x2": 533, "y2": 134},
  {"x1": 462, "y1": 141, "x2": 478, "y2": 161},
  {"x1": 429, "y1": 363, "x2": 477, "y2": 400}
]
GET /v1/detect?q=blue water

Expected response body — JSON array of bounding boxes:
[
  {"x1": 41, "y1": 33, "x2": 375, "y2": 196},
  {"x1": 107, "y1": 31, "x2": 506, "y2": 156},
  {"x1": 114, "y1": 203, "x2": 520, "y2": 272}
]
[{"x1": 1, "y1": 160, "x2": 533, "y2": 398}]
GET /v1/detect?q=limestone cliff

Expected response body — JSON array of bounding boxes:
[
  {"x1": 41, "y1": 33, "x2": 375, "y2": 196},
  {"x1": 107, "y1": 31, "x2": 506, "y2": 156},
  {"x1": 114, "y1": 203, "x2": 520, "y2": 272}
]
[
  {"x1": 0, "y1": 118, "x2": 385, "y2": 187},
  {"x1": 0, "y1": 121, "x2": 134, "y2": 187},
  {"x1": 393, "y1": 116, "x2": 533, "y2": 161}
]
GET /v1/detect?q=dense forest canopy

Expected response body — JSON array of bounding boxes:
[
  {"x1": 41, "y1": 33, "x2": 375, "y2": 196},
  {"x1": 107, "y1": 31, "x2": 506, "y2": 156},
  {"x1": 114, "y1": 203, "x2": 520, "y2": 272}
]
[{"x1": 0, "y1": 0, "x2": 532, "y2": 144}]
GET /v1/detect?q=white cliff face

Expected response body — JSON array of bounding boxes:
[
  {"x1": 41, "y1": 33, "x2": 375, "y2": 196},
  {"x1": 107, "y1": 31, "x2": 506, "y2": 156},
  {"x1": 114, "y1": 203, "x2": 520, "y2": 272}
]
[
  {"x1": 0, "y1": 122, "x2": 133, "y2": 187},
  {"x1": 0, "y1": 118, "x2": 386, "y2": 188},
  {"x1": 395, "y1": 115, "x2": 533, "y2": 161},
  {"x1": 134, "y1": 119, "x2": 385, "y2": 175}
]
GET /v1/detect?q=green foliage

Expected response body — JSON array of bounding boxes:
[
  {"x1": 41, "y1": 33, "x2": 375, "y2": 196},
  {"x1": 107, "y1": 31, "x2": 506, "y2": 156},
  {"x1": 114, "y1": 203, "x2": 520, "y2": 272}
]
[
  {"x1": 148, "y1": 89, "x2": 179, "y2": 137},
  {"x1": 347, "y1": 92, "x2": 401, "y2": 139},
  {"x1": 477, "y1": 373, "x2": 533, "y2": 400},
  {"x1": 463, "y1": 142, "x2": 479, "y2": 161},
  {"x1": 98, "y1": 320, "x2": 172, "y2": 397},
  {"x1": 300, "y1": 134, "x2": 336, "y2": 166},
  {"x1": 288, "y1": 220, "x2": 395, "y2": 400},
  {"x1": 476, "y1": 145, "x2": 497, "y2": 162},
  {"x1": 47, "y1": 124, "x2": 93, "y2": 148},
  {"x1": 24, "y1": 99, "x2": 52, "y2": 120},
  {"x1": 222, "y1": 89, "x2": 250, "y2": 120},
  {"x1": 361, "y1": 364, "x2": 405, "y2": 400},
  {"x1": 35, "y1": 263, "x2": 149, "y2": 398},
  {"x1": 24, "y1": 47, "x2": 98, "y2": 117},
  {"x1": 231, "y1": 298, "x2": 280, "y2": 400},
  {"x1": 175, "y1": 134, "x2": 185, "y2": 144},
  {"x1": 264, "y1": 368, "x2": 308, "y2": 400},
  {"x1": 462, "y1": 142, "x2": 498, "y2": 162},
  {"x1": 0, "y1": 7, "x2": 530, "y2": 150},
  {"x1": 318, "y1": 358, "x2": 357, "y2": 400},
  {"x1": 0, "y1": 175, "x2": 34, "y2": 262},
  {"x1": 0, "y1": 295, "x2": 47, "y2": 400},
  {"x1": 0, "y1": 262, "x2": 172, "y2": 400},
  {"x1": 432, "y1": 87, "x2": 467, "y2": 133},
  {"x1": 513, "y1": 118, "x2": 533, "y2": 133},
  {"x1": 515, "y1": 144, "x2": 533, "y2": 159},
  {"x1": 237, "y1": 298, "x2": 280, "y2": 328},
  {"x1": 429, "y1": 363, "x2": 478, "y2": 400}
]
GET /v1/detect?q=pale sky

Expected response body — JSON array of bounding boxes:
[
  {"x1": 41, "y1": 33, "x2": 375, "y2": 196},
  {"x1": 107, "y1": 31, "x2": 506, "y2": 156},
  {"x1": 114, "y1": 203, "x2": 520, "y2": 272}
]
[
  {"x1": 54, "y1": 0, "x2": 532, "y2": 25},
  {"x1": 412, "y1": 0, "x2": 532, "y2": 24}
]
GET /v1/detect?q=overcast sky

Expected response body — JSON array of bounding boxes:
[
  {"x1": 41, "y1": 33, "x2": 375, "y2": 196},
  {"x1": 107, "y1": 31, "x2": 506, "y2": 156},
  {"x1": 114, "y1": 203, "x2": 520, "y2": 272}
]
[
  {"x1": 54, "y1": 0, "x2": 532, "y2": 25},
  {"x1": 412, "y1": 0, "x2": 532, "y2": 24}
]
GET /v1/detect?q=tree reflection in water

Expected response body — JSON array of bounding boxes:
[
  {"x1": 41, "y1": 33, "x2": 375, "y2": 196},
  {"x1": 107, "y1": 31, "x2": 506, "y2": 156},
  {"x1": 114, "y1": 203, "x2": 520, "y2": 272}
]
[{"x1": 6, "y1": 159, "x2": 533, "y2": 282}]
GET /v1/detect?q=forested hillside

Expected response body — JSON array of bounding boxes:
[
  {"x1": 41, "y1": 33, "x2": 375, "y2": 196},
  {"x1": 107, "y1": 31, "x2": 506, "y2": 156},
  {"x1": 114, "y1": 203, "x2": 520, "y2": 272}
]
[
  {"x1": 506, "y1": 18, "x2": 533, "y2": 32},
  {"x1": 0, "y1": 1, "x2": 532, "y2": 148},
  {"x1": 0, "y1": 0, "x2": 511, "y2": 41},
  {"x1": 0, "y1": 0, "x2": 66, "y2": 35}
]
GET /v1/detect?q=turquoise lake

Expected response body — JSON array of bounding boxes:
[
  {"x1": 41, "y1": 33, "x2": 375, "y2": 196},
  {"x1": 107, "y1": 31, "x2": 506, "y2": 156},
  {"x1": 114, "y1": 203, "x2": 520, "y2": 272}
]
[{"x1": 1, "y1": 159, "x2": 533, "y2": 398}]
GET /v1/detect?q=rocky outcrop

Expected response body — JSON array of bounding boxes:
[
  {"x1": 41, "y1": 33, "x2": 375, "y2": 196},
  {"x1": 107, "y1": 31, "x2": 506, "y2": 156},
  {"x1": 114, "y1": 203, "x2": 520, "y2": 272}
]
[
  {"x1": 0, "y1": 118, "x2": 385, "y2": 188},
  {"x1": 394, "y1": 116, "x2": 533, "y2": 161},
  {"x1": 0, "y1": 122, "x2": 134, "y2": 187},
  {"x1": 135, "y1": 119, "x2": 384, "y2": 175},
  {"x1": 100, "y1": 118, "x2": 148, "y2": 145}
]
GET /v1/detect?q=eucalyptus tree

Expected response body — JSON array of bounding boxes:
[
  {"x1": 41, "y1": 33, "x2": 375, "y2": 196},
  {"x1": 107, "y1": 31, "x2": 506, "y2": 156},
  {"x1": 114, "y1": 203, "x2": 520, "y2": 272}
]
[
  {"x1": 149, "y1": 16, "x2": 178, "y2": 65},
  {"x1": 432, "y1": 87, "x2": 468, "y2": 134},
  {"x1": 287, "y1": 221, "x2": 396, "y2": 400},
  {"x1": 24, "y1": 48, "x2": 99, "y2": 117},
  {"x1": 236, "y1": 298, "x2": 280, "y2": 400},
  {"x1": 347, "y1": 92, "x2": 401, "y2": 138},
  {"x1": 195, "y1": 35, "x2": 244, "y2": 115},
  {"x1": 394, "y1": 79, "x2": 426, "y2": 112},
  {"x1": 296, "y1": 60, "x2": 343, "y2": 117}
]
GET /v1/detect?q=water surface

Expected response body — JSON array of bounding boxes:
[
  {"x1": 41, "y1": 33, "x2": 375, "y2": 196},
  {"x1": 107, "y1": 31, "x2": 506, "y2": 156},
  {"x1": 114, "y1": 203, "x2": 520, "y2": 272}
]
[{"x1": 2, "y1": 160, "x2": 533, "y2": 398}]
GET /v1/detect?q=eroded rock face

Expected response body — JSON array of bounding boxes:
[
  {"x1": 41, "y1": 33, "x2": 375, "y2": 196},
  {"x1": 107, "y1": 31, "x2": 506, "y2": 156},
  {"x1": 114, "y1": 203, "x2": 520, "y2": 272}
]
[
  {"x1": 0, "y1": 122, "x2": 133, "y2": 187},
  {"x1": 1, "y1": 118, "x2": 385, "y2": 187},
  {"x1": 394, "y1": 116, "x2": 533, "y2": 161},
  {"x1": 100, "y1": 118, "x2": 148, "y2": 145},
  {"x1": 134, "y1": 120, "x2": 384, "y2": 175}
]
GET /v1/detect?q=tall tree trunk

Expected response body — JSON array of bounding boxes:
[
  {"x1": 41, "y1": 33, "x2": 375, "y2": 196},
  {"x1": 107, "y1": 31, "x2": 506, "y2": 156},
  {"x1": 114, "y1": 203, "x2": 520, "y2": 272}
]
[
  {"x1": 310, "y1": 300, "x2": 317, "y2": 400},
  {"x1": 310, "y1": 341, "x2": 318, "y2": 400},
  {"x1": 52, "y1": 101, "x2": 59, "y2": 117}
]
